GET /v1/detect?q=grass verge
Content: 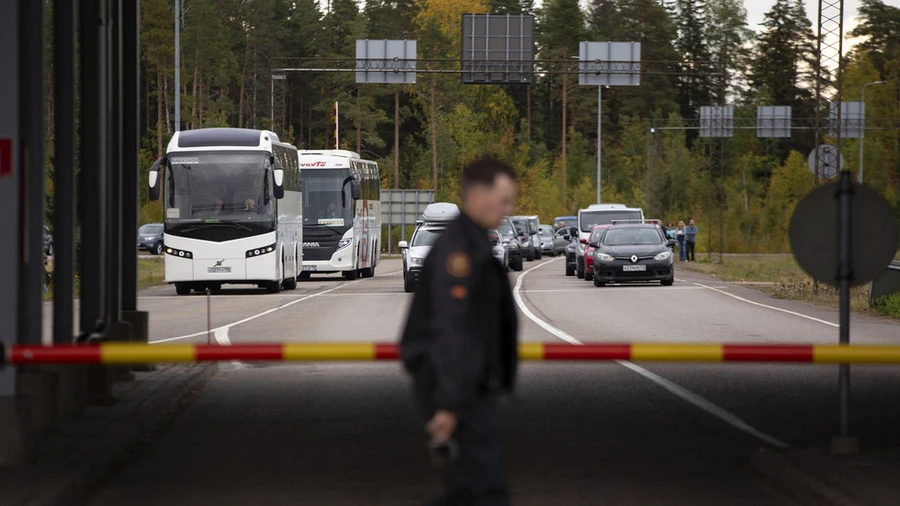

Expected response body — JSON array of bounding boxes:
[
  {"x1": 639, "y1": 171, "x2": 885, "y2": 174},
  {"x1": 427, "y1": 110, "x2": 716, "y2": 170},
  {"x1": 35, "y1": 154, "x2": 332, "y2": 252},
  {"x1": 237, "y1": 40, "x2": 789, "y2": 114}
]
[
  {"x1": 43, "y1": 256, "x2": 167, "y2": 301},
  {"x1": 678, "y1": 254, "x2": 900, "y2": 320}
]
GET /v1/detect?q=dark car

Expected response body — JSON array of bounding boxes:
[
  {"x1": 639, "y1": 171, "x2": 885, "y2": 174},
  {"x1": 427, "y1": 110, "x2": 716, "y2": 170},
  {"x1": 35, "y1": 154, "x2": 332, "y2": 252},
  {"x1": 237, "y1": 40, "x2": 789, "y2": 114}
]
[
  {"x1": 499, "y1": 217, "x2": 524, "y2": 272},
  {"x1": 590, "y1": 224, "x2": 676, "y2": 287},
  {"x1": 562, "y1": 226, "x2": 578, "y2": 276},
  {"x1": 509, "y1": 217, "x2": 537, "y2": 262},
  {"x1": 137, "y1": 223, "x2": 165, "y2": 255}
]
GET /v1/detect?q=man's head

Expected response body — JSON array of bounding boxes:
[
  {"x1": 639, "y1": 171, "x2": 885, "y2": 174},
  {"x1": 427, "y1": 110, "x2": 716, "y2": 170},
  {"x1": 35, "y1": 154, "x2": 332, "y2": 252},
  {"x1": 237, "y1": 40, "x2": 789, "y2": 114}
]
[
  {"x1": 689, "y1": 219, "x2": 695, "y2": 226},
  {"x1": 460, "y1": 156, "x2": 517, "y2": 230}
]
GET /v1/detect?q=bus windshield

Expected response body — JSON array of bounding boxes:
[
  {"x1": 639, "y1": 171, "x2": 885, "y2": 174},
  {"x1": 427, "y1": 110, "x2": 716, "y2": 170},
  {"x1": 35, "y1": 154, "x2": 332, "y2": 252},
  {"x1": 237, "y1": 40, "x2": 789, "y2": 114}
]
[
  {"x1": 164, "y1": 151, "x2": 274, "y2": 225},
  {"x1": 580, "y1": 210, "x2": 642, "y2": 232},
  {"x1": 301, "y1": 168, "x2": 354, "y2": 229}
]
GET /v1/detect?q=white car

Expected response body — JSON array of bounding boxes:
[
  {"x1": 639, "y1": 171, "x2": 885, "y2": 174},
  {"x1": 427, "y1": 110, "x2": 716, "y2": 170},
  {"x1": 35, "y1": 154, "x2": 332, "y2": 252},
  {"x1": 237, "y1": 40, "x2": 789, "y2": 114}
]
[
  {"x1": 489, "y1": 229, "x2": 509, "y2": 271},
  {"x1": 399, "y1": 203, "x2": 459, "y2": 293}
]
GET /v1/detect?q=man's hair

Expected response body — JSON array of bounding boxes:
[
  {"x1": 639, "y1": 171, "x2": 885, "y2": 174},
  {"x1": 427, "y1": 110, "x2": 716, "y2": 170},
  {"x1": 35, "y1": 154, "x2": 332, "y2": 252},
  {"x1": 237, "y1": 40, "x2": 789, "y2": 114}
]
[{"x1": 461, "y1": 156, "x2": 516, "y2": 196}]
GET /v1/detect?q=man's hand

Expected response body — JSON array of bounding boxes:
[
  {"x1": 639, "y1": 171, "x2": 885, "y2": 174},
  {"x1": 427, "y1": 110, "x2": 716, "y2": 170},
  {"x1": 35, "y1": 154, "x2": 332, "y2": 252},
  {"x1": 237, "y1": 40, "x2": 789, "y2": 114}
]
[{"x1": 426, "y1": 410, "x2": 457, "y2": 443}]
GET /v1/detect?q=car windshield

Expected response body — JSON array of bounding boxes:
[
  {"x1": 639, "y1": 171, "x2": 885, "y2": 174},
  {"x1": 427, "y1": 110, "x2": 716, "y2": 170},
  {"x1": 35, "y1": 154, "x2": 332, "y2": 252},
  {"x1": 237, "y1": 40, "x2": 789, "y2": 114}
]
[
  {"x1": 602, "y1": 228, "x2": 663, "y2": 246},
  {"x1": 498, "y1": 221, "x2": 517, "y2": 238},
  {"x1": 411, "y1": 227, "x2": 444, "y2": 247},
  {"x1": 590, "y1": 229, "x2": 606, "y2": 243},
  {"x1": 539, "y1": 227, "x2": 552, "y2": 238},
  {"x1": 512, "y1": 220, "x2": 527, "y2": 235},
  {"x1": 165, "y1": 151, "x2": 273, "y2": 224},
  {"x1": 580, "y1": 210, "x2": 643, "y2": 232},
  {"x1": 139, "y1": 224, "x2": 163, "y2": 235},
  {"x1": 301, "y1": 167, "x2": 354, "y2": 229}
]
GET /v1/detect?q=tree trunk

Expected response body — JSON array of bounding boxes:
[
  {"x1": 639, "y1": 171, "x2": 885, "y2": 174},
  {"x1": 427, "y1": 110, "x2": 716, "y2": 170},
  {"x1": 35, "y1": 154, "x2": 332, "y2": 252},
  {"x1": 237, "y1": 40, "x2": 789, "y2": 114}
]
[
  {"x1": 431, "y1": 76, "x2": 438, "y2": 192},
  {"x1": 198, "y1": 80, "x2": 204, "y2": 128},
  {"x1": 191, "y1": 28, "x2": 201, "y2": 129},
  {"x1": 164, "y1": 74, "x2": 171, "y2": 134},
  {"x1": 156, "y1": 70, "x2": 164, "y2": 157},
  {"x1": 394, "y1": 87, "x2": 400, "y2": 188},
  {"x1": 145, "y1": 68, "x2": 150, "y2": 133},
  {"x1": 526, "y1": 85, "x2": 532, "y2": 141},
  {"x1": 239, "y1": 33, "x2": 249, "y2": 128},
  {"x1": 561, "y1": 46, "x2": 568, "y2": 208}
]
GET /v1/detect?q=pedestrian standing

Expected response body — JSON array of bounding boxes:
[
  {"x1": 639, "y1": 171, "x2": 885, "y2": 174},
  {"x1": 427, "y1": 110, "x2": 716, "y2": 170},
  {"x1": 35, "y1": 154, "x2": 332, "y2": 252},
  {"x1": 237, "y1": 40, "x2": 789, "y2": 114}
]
[
  {"x1": 684, "y1": 219, "x2": 698, "y2": 262},
  {"x1": 400, "y1": 156, "x2": 519, "y2": 506},
  {"x1": 676, "y1": 221, "x2": 686, "y2": 261}
]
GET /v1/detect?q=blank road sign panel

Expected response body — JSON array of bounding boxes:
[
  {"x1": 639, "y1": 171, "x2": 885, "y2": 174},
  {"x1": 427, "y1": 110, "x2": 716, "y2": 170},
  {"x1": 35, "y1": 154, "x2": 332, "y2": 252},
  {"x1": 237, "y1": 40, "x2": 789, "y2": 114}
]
[
  {"x1": 757, "y1": 106, "x2": 791, "y2": 138},
  {"x1": 461, "y1": 14, "x2": 535, "y2": 84},
  {"x1": 356, "y1": 39, "x2": 417, "y2": 84},
  {"x1": 830, "y1": 102, "x2": 864, "y2": 139},
  {"x1": 578, "y1": 42, "x2": 641, "y2": 86},
  {"x1": 700, "y1": 106, "x2": 734, "y2": 138}
]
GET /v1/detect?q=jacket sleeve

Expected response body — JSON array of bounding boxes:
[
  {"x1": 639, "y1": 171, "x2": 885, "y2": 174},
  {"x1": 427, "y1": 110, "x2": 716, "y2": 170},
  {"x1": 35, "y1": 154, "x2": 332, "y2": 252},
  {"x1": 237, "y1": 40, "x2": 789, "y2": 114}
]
[{"x1": 425, "y1": 245, "x2": 481, "y2": 413}]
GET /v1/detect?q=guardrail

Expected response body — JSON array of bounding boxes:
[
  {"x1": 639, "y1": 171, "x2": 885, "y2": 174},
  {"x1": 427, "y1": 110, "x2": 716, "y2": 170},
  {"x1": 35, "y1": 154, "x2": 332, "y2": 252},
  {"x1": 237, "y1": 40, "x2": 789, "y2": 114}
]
[{"x1": 4, "y1": 342, "x2": 900, "y2": 365}]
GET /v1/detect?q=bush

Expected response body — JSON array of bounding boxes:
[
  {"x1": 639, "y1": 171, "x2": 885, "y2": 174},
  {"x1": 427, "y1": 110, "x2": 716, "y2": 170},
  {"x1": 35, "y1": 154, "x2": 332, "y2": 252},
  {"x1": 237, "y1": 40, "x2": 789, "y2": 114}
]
[{"x1": 874, "y1": 293, "x2": 900, "y2": 318}]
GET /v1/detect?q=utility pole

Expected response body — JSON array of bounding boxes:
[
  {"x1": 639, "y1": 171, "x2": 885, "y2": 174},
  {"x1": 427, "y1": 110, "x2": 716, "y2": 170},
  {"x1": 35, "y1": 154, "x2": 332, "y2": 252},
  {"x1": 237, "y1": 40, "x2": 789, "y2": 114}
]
[{"x1": 174, "y1": 0, "x2": 180, "y2": 131}]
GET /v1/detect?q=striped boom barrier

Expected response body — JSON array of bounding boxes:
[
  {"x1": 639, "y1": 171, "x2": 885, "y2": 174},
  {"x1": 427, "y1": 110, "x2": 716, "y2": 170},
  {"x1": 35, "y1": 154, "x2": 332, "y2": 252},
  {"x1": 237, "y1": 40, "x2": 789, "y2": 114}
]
[{"x1": 4, "y1": 343, "x2": 900, "y2": 365}]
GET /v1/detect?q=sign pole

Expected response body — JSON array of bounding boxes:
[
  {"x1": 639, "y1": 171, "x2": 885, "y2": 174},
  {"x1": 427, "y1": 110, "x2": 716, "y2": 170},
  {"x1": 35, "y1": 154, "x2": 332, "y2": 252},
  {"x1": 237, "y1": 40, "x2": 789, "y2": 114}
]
[
  {"x1": 334, "y1": 101, "x2": 339, "y2": 150},
  {"x1": 596, "y1": 86, "x2": 602, "y2": 204},
  {"x1": 837, "y1": 170, "x2": 852, "y2": 441}
]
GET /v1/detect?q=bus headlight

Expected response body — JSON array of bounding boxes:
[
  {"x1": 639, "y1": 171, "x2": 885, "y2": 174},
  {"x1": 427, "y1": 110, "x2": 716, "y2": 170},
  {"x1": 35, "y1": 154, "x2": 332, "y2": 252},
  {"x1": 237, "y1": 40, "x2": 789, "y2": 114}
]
[
  {"x1": 337, "y1": 238, "x2": 352, "y2": 250},
  {"x1": 246, "y1": 244, "x2": 276, "y2": 258},
  {"x1": 165, "y1": 247, "x2": 192, "y2": 259}
]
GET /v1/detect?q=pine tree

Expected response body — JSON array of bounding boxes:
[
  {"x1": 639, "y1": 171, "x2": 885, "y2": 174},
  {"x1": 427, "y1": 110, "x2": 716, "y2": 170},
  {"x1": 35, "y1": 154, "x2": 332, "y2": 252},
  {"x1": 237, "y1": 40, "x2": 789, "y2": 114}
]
[
  {"x1": 673, "y1": 0, "x2": 712, "y2": 119},
  {"x1": 849, "y1": 0, "x2": 900, "y2": 75},
  {"x1": 705, "y1": 0, "x2": 753, "y2": 100},
  {"x1": 587, "y1": 0, "x2": 620, "y2": 40}
]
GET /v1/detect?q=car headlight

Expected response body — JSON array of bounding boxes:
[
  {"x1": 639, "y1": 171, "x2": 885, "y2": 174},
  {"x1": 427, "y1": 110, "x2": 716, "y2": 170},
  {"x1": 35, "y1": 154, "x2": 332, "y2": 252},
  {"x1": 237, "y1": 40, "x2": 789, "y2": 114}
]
[
  {"x1": 597, "y1": 253, "x2": 614, "y2": 262},
  {"x1": 509, "y1": 242, "x2": 518, "y2": 250},
  {"x1": 337, "y1": 238, "x2": 352, "y2": 250},
  {"x1": 654, "y1": 251, "x2": 671, "y2": 261},
  {"x1": 522, "y1": 240, "x2": 530, "y2": 247},
  {"x1": 409, "y1": 257, "x2": 425, "y2": 266}
]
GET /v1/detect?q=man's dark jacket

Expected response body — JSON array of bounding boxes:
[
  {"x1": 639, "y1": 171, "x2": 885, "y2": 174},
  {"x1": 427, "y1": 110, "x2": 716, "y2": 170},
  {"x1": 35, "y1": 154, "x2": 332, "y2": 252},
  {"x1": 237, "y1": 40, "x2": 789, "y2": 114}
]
[{"x1": 400, "y1": 212, "x2": 519, "y2": 414}]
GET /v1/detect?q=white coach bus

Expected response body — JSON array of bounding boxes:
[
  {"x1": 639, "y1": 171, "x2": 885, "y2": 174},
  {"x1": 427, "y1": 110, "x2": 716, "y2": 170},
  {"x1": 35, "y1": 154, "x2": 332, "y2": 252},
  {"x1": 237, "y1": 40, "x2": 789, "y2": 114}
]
[
  {"x1": 297, "y1": 150, "x2": 381, "y2": 280},
  {"x1": 147, "y1": 128, "x2": 302, "y2": 295}
]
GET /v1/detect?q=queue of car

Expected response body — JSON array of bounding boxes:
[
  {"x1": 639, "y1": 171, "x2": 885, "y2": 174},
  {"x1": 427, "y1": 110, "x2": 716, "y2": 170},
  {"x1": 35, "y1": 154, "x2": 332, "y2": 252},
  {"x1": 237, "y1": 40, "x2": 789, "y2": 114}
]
[{"x1": 398, "y1": 201, "x2": 673, "y2": 293}]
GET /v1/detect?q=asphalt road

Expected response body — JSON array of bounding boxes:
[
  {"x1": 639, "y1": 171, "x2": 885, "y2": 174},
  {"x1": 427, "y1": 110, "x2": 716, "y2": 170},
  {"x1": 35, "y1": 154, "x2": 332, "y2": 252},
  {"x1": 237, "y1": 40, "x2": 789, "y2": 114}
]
[{"x1": 84, "y1": 257, "x2": 900, "y2": 505}]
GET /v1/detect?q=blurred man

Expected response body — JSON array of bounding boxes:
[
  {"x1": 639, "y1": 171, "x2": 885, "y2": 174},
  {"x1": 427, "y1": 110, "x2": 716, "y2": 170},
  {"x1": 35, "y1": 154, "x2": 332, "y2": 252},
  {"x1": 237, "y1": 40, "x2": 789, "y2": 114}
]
[{"x1": 400, "y1": 156, "x2": 519, "y2": 506}]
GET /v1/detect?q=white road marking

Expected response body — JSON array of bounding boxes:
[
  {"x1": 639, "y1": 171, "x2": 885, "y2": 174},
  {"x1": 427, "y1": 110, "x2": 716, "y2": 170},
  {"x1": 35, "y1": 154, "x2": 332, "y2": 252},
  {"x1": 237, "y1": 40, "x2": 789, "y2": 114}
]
[
  {"x1": 150, "y1": 280, "x2": 364, "y2": 344},
  {"x1": 519, "y1": 286, "x2": 720, "y2": 293},
  {"x1": 148, "y1": 268, "x2": 404, "y2": 343},
  {"x1": 213, "y1": 327, "x2": 247, "y2": 370},
  {"x1": 693, "y1": 282, "x2": 839, "y2": 328},
  {"x1": 513, "y1": 259, "x2": 791, "y2": 450}
]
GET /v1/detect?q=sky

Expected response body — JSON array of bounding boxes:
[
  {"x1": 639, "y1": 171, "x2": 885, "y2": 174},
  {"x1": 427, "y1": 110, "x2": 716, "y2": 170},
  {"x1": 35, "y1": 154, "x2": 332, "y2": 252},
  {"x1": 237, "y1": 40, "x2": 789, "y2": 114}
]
[{"x1": 746, "y1": 0, "x2": 865, "y2": 47}]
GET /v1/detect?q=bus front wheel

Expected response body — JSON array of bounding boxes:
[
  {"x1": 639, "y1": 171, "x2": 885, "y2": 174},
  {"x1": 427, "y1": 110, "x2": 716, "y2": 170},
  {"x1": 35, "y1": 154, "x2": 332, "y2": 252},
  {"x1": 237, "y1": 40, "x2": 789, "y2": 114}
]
[
  {"x1": 265, "y1": 280, "x2": 282, "y2": 294},
  {"x1": 343, "y1": 269, "x2": 359, "y2": 281},
  {"x1": 175, "y1": 282, "x2": 191, "y2": 296}
]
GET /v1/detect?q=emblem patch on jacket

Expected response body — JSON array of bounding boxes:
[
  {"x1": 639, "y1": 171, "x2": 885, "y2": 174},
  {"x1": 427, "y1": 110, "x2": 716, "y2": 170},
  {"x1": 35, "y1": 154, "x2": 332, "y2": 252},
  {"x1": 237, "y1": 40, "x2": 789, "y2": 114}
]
[{"x1": 446, "y1": 252, "x2": 472, "y2": 278}]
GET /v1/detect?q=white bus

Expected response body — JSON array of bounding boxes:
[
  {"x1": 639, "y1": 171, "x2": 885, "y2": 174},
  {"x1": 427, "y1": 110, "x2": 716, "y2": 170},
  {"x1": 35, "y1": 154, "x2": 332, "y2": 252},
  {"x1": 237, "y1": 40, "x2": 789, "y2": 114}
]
[
  {"x1": 297, "y1": 150, "x2": 381, "y2": 280},
  {"x1": 147, "y1": 128, "x2": 302, "y2": 295}
]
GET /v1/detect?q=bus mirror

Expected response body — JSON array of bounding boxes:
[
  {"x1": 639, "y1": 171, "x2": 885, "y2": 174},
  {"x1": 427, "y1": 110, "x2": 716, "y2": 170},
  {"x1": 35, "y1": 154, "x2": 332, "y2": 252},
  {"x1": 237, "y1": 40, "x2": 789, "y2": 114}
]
[
  {"x1": 350, "y1": 179, "x2": 361, "y2": 200},
  {"x1": 273, "y1": 169, "x2": 285, "y2": 199},
  {"x1": 148, "y1": 156, "x2": 166, "y2": 201}
]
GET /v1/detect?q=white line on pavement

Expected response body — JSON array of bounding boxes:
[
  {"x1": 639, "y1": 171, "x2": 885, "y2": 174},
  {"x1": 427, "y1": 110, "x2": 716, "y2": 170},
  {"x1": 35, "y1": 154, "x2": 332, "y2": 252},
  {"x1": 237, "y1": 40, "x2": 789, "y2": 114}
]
[
  {"x1": 213, "y1": 327, "x2": 247, "y2": 370},
  {"x1": 150, "y1": 280, "x2": 364, "y2": 344},
  {"x1": 693, "y1": 282, "x2": 839, "y2": 328},
  {"x1": 512, "y1": 259, "x2": 791, "y2": 450}
]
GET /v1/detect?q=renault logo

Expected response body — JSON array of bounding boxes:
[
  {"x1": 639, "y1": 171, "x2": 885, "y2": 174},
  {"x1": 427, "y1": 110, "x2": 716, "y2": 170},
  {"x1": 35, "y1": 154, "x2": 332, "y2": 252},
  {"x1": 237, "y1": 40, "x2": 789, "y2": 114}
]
[{"x1": 630, "y1": 255, "x2": 638, "y2": 263}]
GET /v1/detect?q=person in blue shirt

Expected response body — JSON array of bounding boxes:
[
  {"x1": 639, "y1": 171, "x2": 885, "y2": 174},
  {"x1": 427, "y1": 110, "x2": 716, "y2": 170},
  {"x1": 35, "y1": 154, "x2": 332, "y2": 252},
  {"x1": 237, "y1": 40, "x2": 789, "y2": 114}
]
[{"x1": 684, "y1": 219, "x2": 698, "y2": 261}]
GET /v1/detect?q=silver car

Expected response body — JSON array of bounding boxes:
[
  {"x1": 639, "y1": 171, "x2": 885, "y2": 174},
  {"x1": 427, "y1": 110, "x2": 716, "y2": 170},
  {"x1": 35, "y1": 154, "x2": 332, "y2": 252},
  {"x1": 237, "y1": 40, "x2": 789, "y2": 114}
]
[{"x1": 489, "y1": 229, "x2": 509, "y2": 271}]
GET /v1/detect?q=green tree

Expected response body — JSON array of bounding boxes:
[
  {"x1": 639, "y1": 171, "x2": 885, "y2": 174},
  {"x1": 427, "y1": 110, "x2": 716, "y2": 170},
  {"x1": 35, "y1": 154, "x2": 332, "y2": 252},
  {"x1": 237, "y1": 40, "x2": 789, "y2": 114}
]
[{"x1": 672, "y1": 0, "x2": 712, "y2": 120}]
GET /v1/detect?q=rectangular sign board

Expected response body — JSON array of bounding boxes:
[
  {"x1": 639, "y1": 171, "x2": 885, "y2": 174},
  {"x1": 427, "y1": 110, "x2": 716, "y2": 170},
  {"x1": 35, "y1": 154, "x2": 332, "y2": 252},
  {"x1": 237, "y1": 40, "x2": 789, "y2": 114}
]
[
  {"x1": 461, "y1": 14, "x2": 535, "y2": 84},
  {"x1": 830, "y1": 101, "x2": 864, "y2": 139},
  {"x1": 757, "y1": 106, "x2": 792, "y2": 138},
  {"x1": 356, "y1": 39, "x2": 417, "y2": 84},
  {"x1": 700, "y1": 105, "x2": 734, "y2": 138},
  {"x1": 578, "y1": 41, "x2": 641, "y2": 86}
]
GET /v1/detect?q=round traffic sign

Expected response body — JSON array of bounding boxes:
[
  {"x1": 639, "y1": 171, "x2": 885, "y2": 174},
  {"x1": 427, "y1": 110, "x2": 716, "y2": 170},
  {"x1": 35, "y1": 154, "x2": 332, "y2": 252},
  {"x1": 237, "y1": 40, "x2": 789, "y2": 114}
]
[
  {"x1": 807, "y1": 145, "x2": 843, "y2": 180},
  {"x1": 789, "y1": 180, "x2": 899, "y2": 286}
]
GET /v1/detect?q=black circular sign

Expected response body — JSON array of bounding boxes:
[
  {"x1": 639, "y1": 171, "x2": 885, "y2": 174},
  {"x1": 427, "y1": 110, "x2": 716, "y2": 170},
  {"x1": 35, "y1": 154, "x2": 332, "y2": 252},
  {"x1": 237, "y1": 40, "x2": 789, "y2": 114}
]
[{"x1": 789, "y1": 181, "x2": 899, "y2": 287}]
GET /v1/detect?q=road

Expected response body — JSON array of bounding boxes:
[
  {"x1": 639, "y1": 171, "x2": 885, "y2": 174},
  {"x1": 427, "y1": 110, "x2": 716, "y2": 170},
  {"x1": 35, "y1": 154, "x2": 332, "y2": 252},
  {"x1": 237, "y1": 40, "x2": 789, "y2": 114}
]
[{"x1": 84, "y1": 257, "x2": 900, "y2": 505}]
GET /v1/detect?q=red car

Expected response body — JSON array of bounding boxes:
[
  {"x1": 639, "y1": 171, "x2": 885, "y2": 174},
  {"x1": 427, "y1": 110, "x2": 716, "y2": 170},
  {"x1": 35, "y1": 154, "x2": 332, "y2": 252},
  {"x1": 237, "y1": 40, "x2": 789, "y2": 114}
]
[{"x1": 582, "y1": 225, "x2": 610, "y2": 282}]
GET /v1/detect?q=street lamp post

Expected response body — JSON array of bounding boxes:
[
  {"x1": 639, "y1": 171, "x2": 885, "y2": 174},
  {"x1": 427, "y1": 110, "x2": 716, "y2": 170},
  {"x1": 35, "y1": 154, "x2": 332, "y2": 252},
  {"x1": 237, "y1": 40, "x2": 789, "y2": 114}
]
[{"x1": 859, "y1": 80, "x2": 887, "y2": 184}]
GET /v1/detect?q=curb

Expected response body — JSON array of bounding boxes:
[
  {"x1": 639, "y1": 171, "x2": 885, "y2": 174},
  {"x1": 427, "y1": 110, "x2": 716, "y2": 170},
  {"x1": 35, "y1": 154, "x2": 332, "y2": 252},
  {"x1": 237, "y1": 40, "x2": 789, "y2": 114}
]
[
  {"x1": 7, "y1": 363, "x2": 218, "y2": 506},
  {"x1": 749, "y1": 449, "x2": 860, "y2": 506}
]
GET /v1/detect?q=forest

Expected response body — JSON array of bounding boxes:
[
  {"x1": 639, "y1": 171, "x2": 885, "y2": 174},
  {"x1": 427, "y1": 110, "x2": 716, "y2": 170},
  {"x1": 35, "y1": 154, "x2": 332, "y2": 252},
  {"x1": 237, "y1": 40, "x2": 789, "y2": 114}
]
[{"x1": 47, "y1": 0, "x2": 900, "y2": 253}]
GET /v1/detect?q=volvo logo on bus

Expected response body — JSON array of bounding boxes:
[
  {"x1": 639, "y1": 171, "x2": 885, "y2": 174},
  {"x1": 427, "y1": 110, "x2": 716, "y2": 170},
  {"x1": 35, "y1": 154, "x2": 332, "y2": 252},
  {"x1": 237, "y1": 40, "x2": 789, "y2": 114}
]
[{"x1": 303, "y1": 242, "x2": 321, "y2": 248}]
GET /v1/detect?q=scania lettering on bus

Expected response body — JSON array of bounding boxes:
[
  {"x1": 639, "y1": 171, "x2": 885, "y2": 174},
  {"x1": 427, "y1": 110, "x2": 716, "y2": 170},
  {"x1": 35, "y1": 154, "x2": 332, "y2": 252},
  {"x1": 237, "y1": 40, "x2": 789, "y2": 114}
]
[
  {"x1": 296, "y1": 149, "x2": 381, "y2": 281},
  {"x1": 146, "y1": 128, "x2": 303, "y2": 295}
]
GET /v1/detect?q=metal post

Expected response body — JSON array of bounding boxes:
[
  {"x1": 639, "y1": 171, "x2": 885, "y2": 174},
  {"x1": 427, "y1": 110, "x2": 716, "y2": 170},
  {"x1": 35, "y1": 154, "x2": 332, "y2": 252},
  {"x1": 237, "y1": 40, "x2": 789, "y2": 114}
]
[
  {"x1": 107, "y1": 0, "x2": 123, "y2": 326},
  {"x1": 837, "y1": 171, "x2": 852, "y2": 440},
  {"x1": 79, "y1": 0, "x2": 109, "y2": 336},
  {"x1": 19, "y1": 0, "x2": 45, "y2": 346},
  {"x1": 121, "y1": 0, "x2": 139, "y2": 313},
  {"x1": 596, "y1": 86, "x2": 602, "y2": 204},
  {"x1": 53, "y1": 0, "x2": 77, "y2": 344},
  {"x1": 387, "y1": 191, "x2": 392, "y2": 255},
  {"x1": 174, "y1": 0, "x2": 180, "y2": 131}
]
